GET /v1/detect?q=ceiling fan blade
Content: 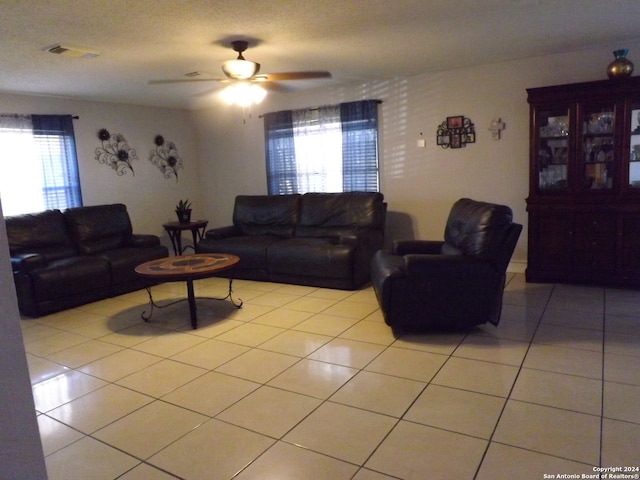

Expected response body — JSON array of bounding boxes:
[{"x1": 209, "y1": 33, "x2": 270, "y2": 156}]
[
  {"x1": 260, "y1": 71, "x2": 332, "y2": 81},
  {"x1": 260, "y1": 82, "x2": 293, "y2": 93},
  {"x1": 148, "y1": 78, "x2": 224, "y2": 85},
  {"x1": 192, "y1": 86, "x2": 225, "y2": 97}
]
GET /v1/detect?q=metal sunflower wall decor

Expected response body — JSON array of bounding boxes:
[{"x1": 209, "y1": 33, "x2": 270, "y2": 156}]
[
  {"x1": 149, "y1": 135, "x2": 183, "y2": 181},
  {"x1": 95, "y1": 129, "x2": 138, "y2": 176}
]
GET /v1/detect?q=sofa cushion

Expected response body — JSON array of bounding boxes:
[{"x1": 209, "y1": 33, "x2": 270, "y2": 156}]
[
  {"x1": 6, "y1": 209, "x2": 77, "y2": 262},
  {"x1": 199, "y1": 234, "x2": 283, "y2": 271},
  {"x1": 30, "y1": 256, "x2": 111, "y2": 301},
  {"x1": 233, "y1": 194, "x2": 300, "y2": 237},
  {"x1": 99, "y1": 245, "x2": 169, "y2": 285},
  {"x1": 296, "y1": 192, "x2": 385, "y2": 237},
  {"x1": 267, "y1": 237, "x2": 353, "y2": 279},
  {"x1": 64, "y1": 204, "x2": 133, "y2": 255}
]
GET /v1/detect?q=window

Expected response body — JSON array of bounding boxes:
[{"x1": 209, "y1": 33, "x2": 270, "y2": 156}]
[
  {"x1": 0, "y1": 114, "x2": 82, "y2": 216},
  {"x1": 264, "y1": 100, "x2": 380, "y2": 195}
]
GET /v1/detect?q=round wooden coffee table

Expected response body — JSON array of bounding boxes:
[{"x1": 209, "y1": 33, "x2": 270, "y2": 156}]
[{"x1": 135, "y1": 253, "x2": 242, "y2": 329}]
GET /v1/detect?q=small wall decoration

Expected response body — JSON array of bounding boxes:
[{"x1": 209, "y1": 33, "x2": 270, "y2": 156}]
[
  {"x1": 95, "y1": 129, "x2": 137, "y2": 176},
  {"x1": 488, "y1": 118, "x2": 506, "y2": 140},
  {"x1": 436, "y1": 116, "x2": 476, "y2": 149},
  {"x1": 149, "y1": 135, "x2": 183, "y2": 182}
]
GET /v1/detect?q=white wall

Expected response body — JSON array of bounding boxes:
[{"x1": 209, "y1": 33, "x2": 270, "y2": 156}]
[
  {"x1": 192, "y1": 45, "x2": 620, "y2": 266},
  {"x1": 0, "y1": 93, "x2": 200, "y2": 249},
  {"x1": 0, "y1": 199, "x2": 47, "y2": 479}
]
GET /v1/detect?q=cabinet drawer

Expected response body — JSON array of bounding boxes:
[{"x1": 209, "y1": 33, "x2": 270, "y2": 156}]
[
  {"x1": 535, "y1": 215, "x2": 574, "y2": 235},
  {"x1": 573, "y1": 254, "x2": 615, "y2": 272},
  {"x1": 574, "y1": 231, "x2": 616, "y2": 274},
  {"x1": 574, "y1": 232, "x2": 616, "y2": 251},
  {"x1": 574, "y1": 214, "x2": 615, "y2": 233}
]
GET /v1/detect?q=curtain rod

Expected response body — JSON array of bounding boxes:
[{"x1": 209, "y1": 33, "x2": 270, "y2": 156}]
[
  {"x1": 0, "y1": 114, "x2": 79, "y2": 119},
  {"x1": 259, "y1": 99, "x2": 382, "y2": 118}
]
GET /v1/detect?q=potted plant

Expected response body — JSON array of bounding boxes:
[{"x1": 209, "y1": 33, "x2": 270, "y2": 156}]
[{"x1": 175, "y1": 198, "x2": 192, "y2": 224}]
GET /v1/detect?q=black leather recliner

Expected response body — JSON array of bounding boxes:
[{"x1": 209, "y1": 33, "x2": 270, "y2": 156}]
[{"x1": 370, "y1": 198, "x2": 522, "y2": 331}]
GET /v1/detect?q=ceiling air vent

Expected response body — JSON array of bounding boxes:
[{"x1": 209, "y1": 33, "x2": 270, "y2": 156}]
[{"x1": 44, "y1": 44, "x2": 100, "y2": 59}]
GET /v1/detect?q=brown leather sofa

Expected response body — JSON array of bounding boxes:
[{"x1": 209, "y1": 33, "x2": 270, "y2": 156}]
[
  {"x1": 7, "y1": 203, "x2": 168, "y2": 317},
  {"x1": 196, "y1": 192, "x2": 386, "y2": 290},
  {"x1": 370, "y1": 198, "x2": 522, "y2": 331}
]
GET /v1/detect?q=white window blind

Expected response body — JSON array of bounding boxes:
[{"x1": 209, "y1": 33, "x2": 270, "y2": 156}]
[
  {"x1": 0, "y1": 114, "x2": 82, "y2": 216},
  {"x1": 264, "y1": 100, "x2": 380, "y2": 195}
]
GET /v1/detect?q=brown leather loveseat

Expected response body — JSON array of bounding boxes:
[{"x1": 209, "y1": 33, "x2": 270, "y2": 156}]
[
  {"x1": 7, "y1": 203, "x2": 168, "y2": 317},
  {"x1": 196, "y1": 192, "x2": 386, "y2": 290}
]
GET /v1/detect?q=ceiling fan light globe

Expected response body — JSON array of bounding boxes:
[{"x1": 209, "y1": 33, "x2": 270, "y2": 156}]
[
  {"x1": 220, "y1": 84, "x2": 238, "y2": 105},
  {"x1": 221, "y1": 59, "x2": 260, "y2": 79},
  {"x1": 251, "y1": 84, "x2": 267, "y2": 104},
  {"x1": 221, "y1": 83, "x2": 267, "y2": 106}
]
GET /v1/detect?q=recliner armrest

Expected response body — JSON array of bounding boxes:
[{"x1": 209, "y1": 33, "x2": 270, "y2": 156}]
[
  {"x1": 393, "y1": 240, "x2": 443, "y2": 255},
  {"x1": 129, "y1": 234, "x2": 161, "y2": 248},
  {"x1": 11, "y1": 253, "x2": 46, "y2": 272},
  {"x1": 403, "y1": 253, "x2": 490, "y2": 277},
  {"x1": 204, "y1": 225, "x2": 241, "y2": 239}
]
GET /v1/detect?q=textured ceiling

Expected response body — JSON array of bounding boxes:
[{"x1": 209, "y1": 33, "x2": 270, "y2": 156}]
[{"x1": 2, "y1": 0, "x2": 640, "y2": 110}]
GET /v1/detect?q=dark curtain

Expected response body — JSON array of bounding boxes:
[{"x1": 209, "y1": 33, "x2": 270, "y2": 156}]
[
  {"x1": 263, "y1": 110, "x2": 297, "y2": 195},
  {"x1": 341, "y1": 100, "x2": 379, "y2": 192},
  {"x1": 31, "y1": 115, "x2": 83, "y2": 209}
]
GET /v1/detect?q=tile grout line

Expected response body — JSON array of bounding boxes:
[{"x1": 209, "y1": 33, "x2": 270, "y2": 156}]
[
  {"x1": 599, "y1": 288, "x2": 607, "y2": 470},
  {"x1": 471, "y1": 280, "x2": 554, "y2": 479}
]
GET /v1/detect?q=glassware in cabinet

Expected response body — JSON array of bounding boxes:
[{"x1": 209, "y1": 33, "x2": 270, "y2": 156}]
[
  {"x1": 536, "y1": 108, "x2": 569, "y2": 192},
  {"x1": 580, "y1": 104, "x2": 615, "y2": 190},
  {"x1": 629, "y1": 106, "x2": 640, "y2": 188}
]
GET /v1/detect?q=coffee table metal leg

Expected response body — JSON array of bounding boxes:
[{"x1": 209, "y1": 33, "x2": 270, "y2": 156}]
[
  {"x1": 141, "y1": 287, "x2": 155, "y2": 321},
  {"x1": 139, "y1": 278, "x2": 242, "y2": 330},
  {"x1": 187, "y1": 279, "x2": 197, "y2": 329},
  {"x1": 229, "y1": 279, "x2": 243, "y2": 307},
  {"x1": 196, "y1": 279, "x2": 243, "y2": 307}
]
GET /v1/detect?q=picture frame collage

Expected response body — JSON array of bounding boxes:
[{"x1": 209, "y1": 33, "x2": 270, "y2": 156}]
[{"x1": 436, "y1": 116, "x2": 476, "y2": 149}]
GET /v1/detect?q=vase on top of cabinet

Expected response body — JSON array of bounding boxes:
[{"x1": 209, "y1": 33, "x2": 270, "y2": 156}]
[{"x1": 526, "y1": 76, "x2": 640, "y2": 287}]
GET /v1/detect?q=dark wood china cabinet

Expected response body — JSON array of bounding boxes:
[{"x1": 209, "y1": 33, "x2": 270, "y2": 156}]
[{"x1": 526, "y1": 76, "x2": 640, "y2": 287}]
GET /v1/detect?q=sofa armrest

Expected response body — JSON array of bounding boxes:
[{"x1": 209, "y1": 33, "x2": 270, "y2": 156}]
[
  {"x1": 129, "y1": 234, "x2": 161, "y2": 248},
  {"x1": 339, "y1": 228, "x2": 385, "y2": 249},
  {"x1": 393, "y1": 240, "x2": 444, "y2": 255},
  {"x1": 11, "y1": 253, "x2": 46, "y2": 272},
  {"x1": 338, "y1": 231, "x2": 366, "y2": 247},
  {"x1": 205, "y1": 225, "x2": 241, "y2": 239}
]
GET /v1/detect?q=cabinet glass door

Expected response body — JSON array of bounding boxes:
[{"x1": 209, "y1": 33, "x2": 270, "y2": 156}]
[
  {"x1": 581, "y1": 104, "x2": 615, "y2": 190},
  {"x1": 629, "y1": 105, "x2": 640, "y2": 188},
  {"x1": 536, "y1": 108, "x2": 569, "y2": 192}
]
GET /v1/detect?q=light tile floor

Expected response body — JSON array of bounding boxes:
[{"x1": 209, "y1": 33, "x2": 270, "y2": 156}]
[{"x1": 21, "y1": 273, "x2": 640, "y2": 479}]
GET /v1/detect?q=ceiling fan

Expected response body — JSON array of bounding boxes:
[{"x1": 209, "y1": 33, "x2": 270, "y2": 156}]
[{"x1": 149, "y1": 40, "x2": 331, "y2": 99}]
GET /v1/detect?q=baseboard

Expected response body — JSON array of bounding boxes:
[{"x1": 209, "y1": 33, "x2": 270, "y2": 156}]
[{"x1": 507, "y1": 261, "x2": 527, "y2": 274}]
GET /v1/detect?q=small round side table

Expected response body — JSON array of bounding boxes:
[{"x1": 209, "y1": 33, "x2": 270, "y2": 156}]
[{"x1": 162, "y1": 220, "x2": 208, "y2": 256}]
